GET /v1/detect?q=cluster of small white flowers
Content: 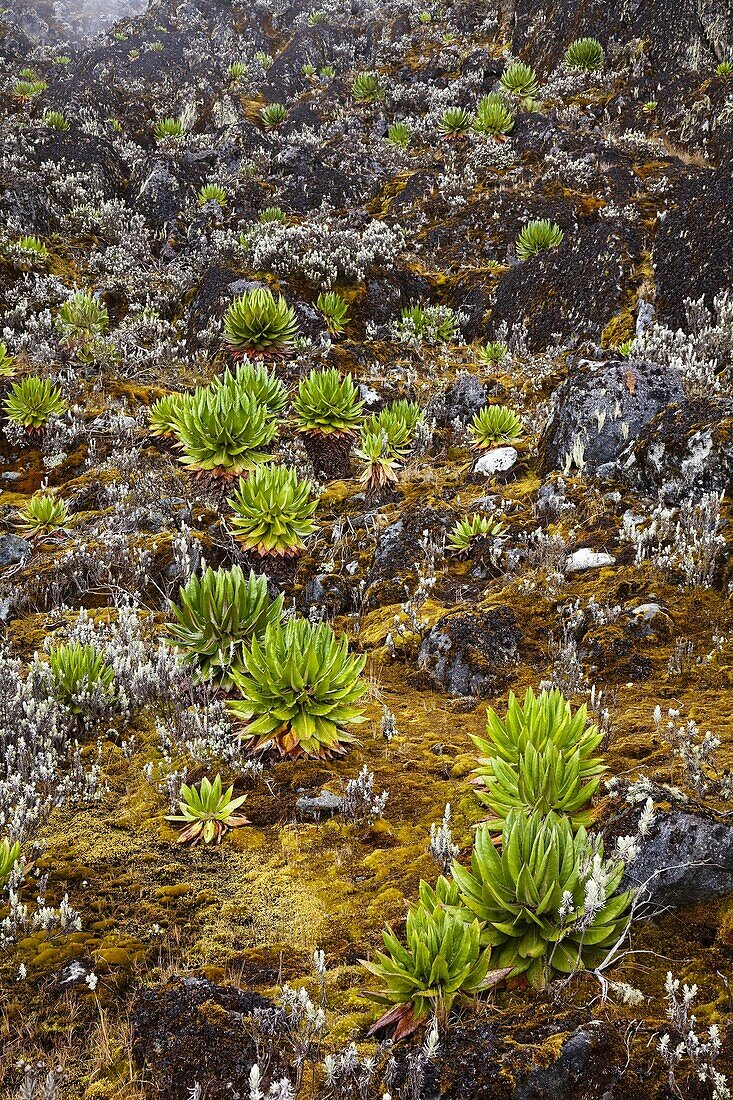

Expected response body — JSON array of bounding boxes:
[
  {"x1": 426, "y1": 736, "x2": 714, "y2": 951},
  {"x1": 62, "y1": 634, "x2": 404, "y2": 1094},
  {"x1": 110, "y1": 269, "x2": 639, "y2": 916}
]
[
  {"x1": 658, "y1": 972, "x2": 729, "y2": 1100},
  {"x1": 429, "y1": 802, "x2": 459, "y2": 874},
  {"x1": 340, "y1": 765, "x2": 388, "y2": 826},
  {"x1": 620, "y1": 491, "x2": 725, "y2": 588},
  {"x1": 245, "y1": 215, "x2": 405, "y2": 288}
]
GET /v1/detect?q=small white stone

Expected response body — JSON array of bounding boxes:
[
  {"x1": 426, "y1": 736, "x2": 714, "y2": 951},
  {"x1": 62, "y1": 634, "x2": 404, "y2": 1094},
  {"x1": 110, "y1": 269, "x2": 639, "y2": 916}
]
[
  {"x1": 474, "y1": 446, "x2": 518, "y2": 476},
  {"x1": 565, "y1": 549, "x2": 616, "y2": 573}
]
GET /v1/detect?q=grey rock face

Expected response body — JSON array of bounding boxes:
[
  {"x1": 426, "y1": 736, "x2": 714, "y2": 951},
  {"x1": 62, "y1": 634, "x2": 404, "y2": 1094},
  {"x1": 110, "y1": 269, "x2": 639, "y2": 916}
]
[
  {"x1": 625, "y1": 811, "x2": 733, "y2": 908},
  {"x1": 295, "y1": 789, "x2": 343, "y2": 821},
  {"x1": 537, "y1": 358, "x2": 685, "y2": 476},
  {"x1": 418, "y1": 608, "x2": 521, "y2": 697},
  {"x1": 432, "y1": 373, "x2": 486, "y2": 428},
  {"x1": 0, "y1": 534, "x2": 31, "y2": 569}
]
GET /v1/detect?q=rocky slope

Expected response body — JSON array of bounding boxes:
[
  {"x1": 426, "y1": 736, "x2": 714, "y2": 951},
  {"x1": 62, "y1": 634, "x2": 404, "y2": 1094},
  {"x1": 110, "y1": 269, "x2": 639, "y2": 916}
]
[{"x1": 0, "y1": 1, "x2": 732, "y2": 1098}]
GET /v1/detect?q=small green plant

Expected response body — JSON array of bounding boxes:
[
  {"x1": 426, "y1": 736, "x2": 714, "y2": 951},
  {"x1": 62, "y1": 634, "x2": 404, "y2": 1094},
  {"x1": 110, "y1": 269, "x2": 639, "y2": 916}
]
[
  {"x1": 565, "y1": 38, "x2": 605, "y2": 71},
  {"x1": 473, "y1": 93, "x2": 514, "y2": 136},
  {"x1": 469, "y1": 404, "x2": 523, "y2": 448},
  {"x1": 716, "y1": 60, "x2": 732, "y2": 78},
  {"x1": 0, "y1": 838, "x2": 21, "y2": 886},
  {"x1": 316, "y1": 290, "x2": 349, "y2": 336},
  {"x1": 56, "y1": 290, "x2": 109, "y2": 350},
  {"x1": 471, "y1": 688, "x2": 605, "y2": 829},
  {"x1": 362, "y1": 401, "x2": 422, "y2": 458},
  {"x1": 362, "y1": 880, "x2": 501, "y2": 1038},
  {"x1": 478, "y1": 341, "x2": 509, "y2": 366},
  {"x1": 47, "y1": 642, "x2": 115, "y2": 715},
  {"x1": 174, "y1": 386, "x2": 276, "y2": 476},
  {"x1": 387, "y1": 121, "x2": 411, "y2": 148},
  {"x1": 228, "y1": 60, "x2": 247, "y2": 81},
  {"x1": 352, "y1": 71, "x2": 383, "y2": 102},
  {"x1": 16, "y1": 492, "x2": 70, "y2": 538},
  {"x1": 0, "y1": 342, "x2": 15, "y2": 378},
  {"x1": 319, "y1": 64, "x2": 336, "y2": 78},
  {"x1": 228, "y1": 618, "x2": 367, "y2": 758},
  {"x1": 293, "y1": 368, "x2": 363, "y2": 436},
  {"x1": 642, "y1": 100, "x2": 657, "y2": 113},
  {"x1": 447, "y1": 513, "x2": 507, "y2": 554},
  {"x1": 438, "y1": 106, "x2": 474, "y2": 137},
  {"x1": 153, "y1": 117, "x2": 184, "y2": 140},
  {"x1": 227, "y1": 464, "x2": 318, "y2": 556},
  {"x1": 499, "y1": 62, "x2": 538, "y2": 97},
  {"x1": 42, "y1": 110, "x2": 69, "y2": 131},
  {"x1": 223, "y1": 288, "x2": 299, "y2": 355},
  {"x1": 301, "y1": 63, "x2": 317, "y2": 77},
  {"x1": 258, "y1": 206, "x2": 286, "y2": 223},
  {"x1": 166, "y1": 565, "x2": 283, "y2": 689},
  {"x1": 260, "y1": 103, "x2": 287, "y2": 129},
  {"x1": 166, "y1": 774, "x2": 249, "y2": 845},
  {"x1": 516, "y1": 219, "x2": 564, "y2": 259},
  {"x1": 355, "y1": 429, "x2": 401, "y2": 495},
  {"x1": 617, "y1": 339, "x2": 635, "y2": 357},
  {"x1": 12, "y1": 79, "x2": 47, "y2": 100},
  {"x1": 3, "y1": 377, "x2": 67, "y2": 430},
  {"x1": 148, "y1": 392, "x2": 187, "y2": 438},
  {"x1": 308, "y1": 9, "x2": 326, "y2": 24},
  {"x1": 198, "y1": 182, "x2": 227, "y2": 206},
  {"x1": 453, "y1": 811, "x2": 632, "y2": 988},
  {"x1": 397, "y1": 303, "x2": 459, "y2": 345},
  {"x1": 10, "y1": 236, "x2": 48, "y2": 265},
  {"x1": 215, "y1": 361, "x2": 288, "y2": 416},
  {"x1": 254, "y1": 51, "x2": 274, "y2": 69}
]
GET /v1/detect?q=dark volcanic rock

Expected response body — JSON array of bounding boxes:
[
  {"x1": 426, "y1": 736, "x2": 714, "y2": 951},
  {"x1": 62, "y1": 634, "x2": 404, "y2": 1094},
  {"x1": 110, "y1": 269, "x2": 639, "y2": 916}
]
[
  {"x1": 418, "y1": 607, "x2": 522, "y2": 697},
  {"x1": 654, "y1": 168, "x2": 733, "y2": 330},
  {"x1": 131, "y1": 977, "x2": 286, "y2": 1100},
  {"x1": 365, "y1": 506, "x2": 454, "y2": 606},
  {"x1": 491, "y1": 223, "x2": 640, "y2": 351},
  {"x1": 432, "y1": 372, "x2": 486, "y2": 428},
  {"x1": 626, "y1": 396, "x2": 733, "y2": 501},
  {"x1": 625, "y1": 811, "x2": 733, "y2": 908},
  {"x1": 0, "y1": 534, "x2": 31, "y2": 569},
  {"x1": 537, "y1": 358, "x2": 685, "y2": 476}
]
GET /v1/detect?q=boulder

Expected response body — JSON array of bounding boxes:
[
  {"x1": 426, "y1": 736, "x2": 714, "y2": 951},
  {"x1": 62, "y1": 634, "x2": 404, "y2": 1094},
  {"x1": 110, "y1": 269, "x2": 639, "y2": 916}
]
[
  {"x1": 131, "y1": 977, "x2": 286, "y2": 1100},
  {"x1": 538, "y1": 358, "x2": 685, "y2": 476},
  {"x1": 625, "y1": 810, "x2": 733, "y2": 908},
  {"x1": 418, "y1": 608, "x2": 521, "y2": 697},
  {"x1": 0, "y1": 534, "x2": 31, "y2": 569},
  {"x1": 625, "y1": 396, "x2": 733, "y2": 502},
  {"x1": 432, "y1": 373, "x2": 486, "y2": 428}
]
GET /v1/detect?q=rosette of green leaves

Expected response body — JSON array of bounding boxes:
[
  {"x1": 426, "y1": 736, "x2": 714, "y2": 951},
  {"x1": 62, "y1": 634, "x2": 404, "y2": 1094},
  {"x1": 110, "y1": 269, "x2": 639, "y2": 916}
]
[
  {"x1": 564, "y1": 38, "x2": 605, "y2": 71},
  {"x1": 516, "y1": 219, "x2": 564, "y2": 259},
  {"x1": 3, "y1": 377, "x2": 67, "y2": 429},
  {"x1": 469, "y1": 404, "x2": 523, "y2": 448},
  {"x1": 228, "y1": 618, "x2": 367, "y2": 758},
  {"x1": 214, "y1": 361, "x2": 288, "y2": 416},
  {"x1": 173, "y1": 386, "x2": 276, "y2": 476},
  {"x1": 223, "y1": 288, "x2": 299, "y2": 354},
  {"x1": 166, "y1": 774, "x2": 249, "y2": 845},
  {"x1": 293, "y1": 368, "x2": 363, "y2": 436},
  {"x1": 149, "y1": 392, "x2": 188, "y2": 438},
  {"x1": 473, "y1": 93, "x2": 514, "y2": 136},
  {"x1": 166, "y1": 565, "x2": 283, "y2": 689},
  {"x1": 453, "y1": 812, "x2": 631, "y2": 988},
  {"x1": 227, "y1": 464, "x2": 318, "y2": 555},
  {"x1": 16, "y1": 492, "x2": 70, "y2": 538},
  {"x1": 362, "y1": 879, "x2": 502, "y2": 1038},
  {"x1": 499, "y1": 62, "x2": 538, "y2": 97},
  {"x1": 447, "y1": 513, "x2": 506, "y2": 554},
  {"x1": 471, "y1": 688, "x2": 605, "y2": 829},
  {"x1": 0, "y1": 838, "x2": 21, "y2": 886},
  {"x1": 47, "y1": 642, "x2": 115, "y2": 715}
]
